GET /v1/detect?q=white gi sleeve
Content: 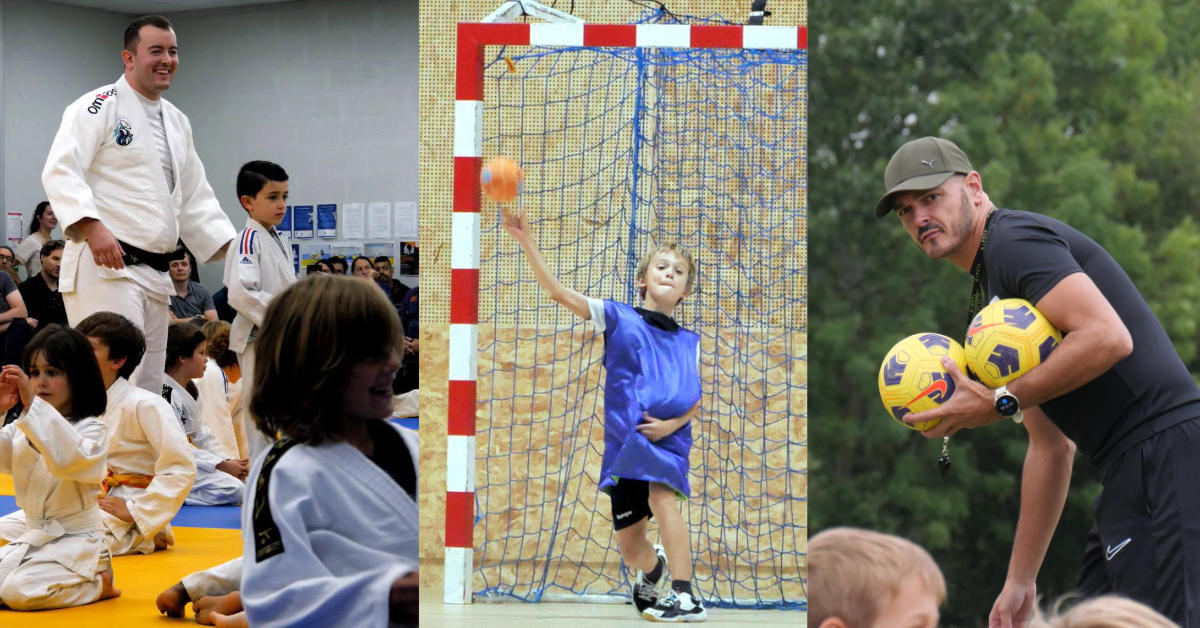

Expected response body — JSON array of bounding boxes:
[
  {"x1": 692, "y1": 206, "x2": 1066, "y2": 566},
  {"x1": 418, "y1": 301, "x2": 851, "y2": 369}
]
[
  {"x1": 172, "y1": 113, "x2": 236, "y2": 264},
  {"x1": 224, "y1": 230, "x2": 272, "y2": 328},
  {"x1": 0, "y1": 423, "x2": 17, "y2": 475},
  {"x1": 126, "y1": 394, "x2": 195, "y2": 538},
  {"x1": 241, "y1": 455, "x2": 410, "y2": 628},
  {"x1": 587, "y1": 296, "x2": 606, "y2": 331},
  {"x1": 15, "y1": 398, "x2": 106, "y2": 483},
  {"x1": 41, "y1": 96, "x2": 108, "y2": 242}
]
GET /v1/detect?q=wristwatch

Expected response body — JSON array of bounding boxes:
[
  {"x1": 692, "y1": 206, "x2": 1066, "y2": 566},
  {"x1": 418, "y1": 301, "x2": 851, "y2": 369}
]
[{"x1": 994, "y1": 385, "x2": 1023, "y2": 424}]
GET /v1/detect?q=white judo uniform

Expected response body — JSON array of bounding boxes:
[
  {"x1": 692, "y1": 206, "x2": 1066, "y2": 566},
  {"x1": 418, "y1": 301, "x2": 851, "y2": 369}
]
[
  {"x1": 0, "y1": 399, "x2": 109, "y2": 611},
  {"x1": 223, "y1": 217, "x2": 295, "y2": 458},
  {"x1": 194, "y1": 358, "x2": 247, "y2": 459},
  {"x1": 163, "y1": 376, "x2": 243, "y2": 506},
  {"x1": 99, "y1": 377, "x2": 195, "y2": 555},
  {"x1": 240, "y1": 424, "x2": 418, "y2": 628},
  {"x1": 42, "y1": 74, "x2": 236, "y2": 394}
]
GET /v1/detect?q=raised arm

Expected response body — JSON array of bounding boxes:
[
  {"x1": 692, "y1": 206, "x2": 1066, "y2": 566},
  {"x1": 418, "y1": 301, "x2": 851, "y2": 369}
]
[{"x1": 500, "y1": 207, "x2": 590, "y2": 320}]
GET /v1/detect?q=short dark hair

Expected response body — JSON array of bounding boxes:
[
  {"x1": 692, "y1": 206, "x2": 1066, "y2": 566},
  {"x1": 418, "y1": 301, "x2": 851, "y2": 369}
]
[
  {"x1": 167, "y1": 247, "x2": 189, "y2": 262},
  {"x1": 23, "y1": 325, "x2": 107, "y2": 420},
  {"x1": 326, "y1": 256, "x2": 346, "y2": 273},
  {"x1": 39, "y1": 239, "x2": 65, "y2": 259},
  {"x1": 0, "y1": 246, "x2": 13, "y2": 257},
  {"x1": 351, "y1": 256, "x2": 374, "y2": 273},
  {"x1": 29, "y1": 201, "x2": 51, "y2": 235},
  {"x1": 236, "y1": 160, "x2": 289, "y2": 203},
  {"x1": 252, "y1": 275, "x2": 403, "y2": 445},
  {"x1": 373, "y1": 255, "x2": 392, "y2": 267},
  {"x1": 75, "y1": 312, "x2": 146, "y2": 380},
  {"x1": 166, "y1": 322, "x2": 206, "y2": 374},
  {"x1": 306, "y1": 262, "x2": 328, "y2": 276},
  {"x1": 124, "y1": 15, "x2": 173, "y2": 53}
]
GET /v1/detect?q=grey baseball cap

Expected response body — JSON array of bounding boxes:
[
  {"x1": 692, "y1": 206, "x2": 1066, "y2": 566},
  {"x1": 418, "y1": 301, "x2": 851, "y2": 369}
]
[{"x1": 875, "y1": 136, "x2": 974, "y2": 218}]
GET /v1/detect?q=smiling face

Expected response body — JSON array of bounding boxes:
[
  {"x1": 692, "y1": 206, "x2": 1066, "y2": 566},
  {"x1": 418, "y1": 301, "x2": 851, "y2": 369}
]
[
  {"x1": 241, "y1": 180, "x2": 289, "y2": 227},
  {"x1": 40, "y1": 206, "x2": 57, "y2": 231},
  {"x1": 28, "y1": 350, "x2": 72, "y2": 416},
  {"x1": 636, "y1": 250, "x2": 692, "y2": 313},
  {"x1": 341, "y1": 351, "x2": 402, "y2": 423},
  {"x1": 122, "y1": 25, "x2": 178, "y2": 99}
]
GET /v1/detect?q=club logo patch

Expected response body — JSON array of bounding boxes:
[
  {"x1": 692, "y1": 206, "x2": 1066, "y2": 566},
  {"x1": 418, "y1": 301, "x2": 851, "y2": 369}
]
[{"x1": 113, "y1": 118, "x2": 134, "y2": 146}]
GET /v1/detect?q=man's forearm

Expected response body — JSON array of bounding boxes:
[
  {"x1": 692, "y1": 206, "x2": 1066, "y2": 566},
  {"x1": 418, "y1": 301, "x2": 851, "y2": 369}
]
[{"x1": 1007, "y1": 407, "x2": 1074, "y2": 584}]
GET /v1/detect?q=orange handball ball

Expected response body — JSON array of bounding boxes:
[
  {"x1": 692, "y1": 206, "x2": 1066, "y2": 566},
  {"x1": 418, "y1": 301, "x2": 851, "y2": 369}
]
[{"x1": 481, "y1": 157, "x2": 523, "y2": 203}]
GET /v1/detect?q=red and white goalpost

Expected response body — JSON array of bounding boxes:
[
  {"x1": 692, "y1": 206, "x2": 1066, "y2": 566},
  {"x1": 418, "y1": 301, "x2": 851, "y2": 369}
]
[{"x1": 445, "y1": 18, "x2": 806, "y2": 605}]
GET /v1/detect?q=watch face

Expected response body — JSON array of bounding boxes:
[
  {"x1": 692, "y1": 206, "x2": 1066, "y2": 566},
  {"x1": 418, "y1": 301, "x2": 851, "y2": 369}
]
[{"x1": 996, "y1": 395, "x2": 1019, "y2": 416}]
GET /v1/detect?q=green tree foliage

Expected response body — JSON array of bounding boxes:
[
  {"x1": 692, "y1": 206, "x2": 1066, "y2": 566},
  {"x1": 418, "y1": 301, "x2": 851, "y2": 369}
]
[{"x1": 809, "y1": 0, "x2": 1200, "y2": 623}]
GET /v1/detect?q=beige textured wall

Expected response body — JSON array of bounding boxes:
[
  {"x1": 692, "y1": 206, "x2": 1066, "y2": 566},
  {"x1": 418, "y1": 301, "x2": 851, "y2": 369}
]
[{"x1": 419, "y1": 0, "x2": 807, "y2": 600}]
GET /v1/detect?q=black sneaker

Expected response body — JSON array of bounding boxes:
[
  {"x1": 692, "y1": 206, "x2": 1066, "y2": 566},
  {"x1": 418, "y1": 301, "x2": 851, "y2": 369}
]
[
  {"x1": 642, "y1": 590, "x2": 707, "y2": 623},
  {"x1": 631, "y1": 544, "x2": 669, "y2": 614}
]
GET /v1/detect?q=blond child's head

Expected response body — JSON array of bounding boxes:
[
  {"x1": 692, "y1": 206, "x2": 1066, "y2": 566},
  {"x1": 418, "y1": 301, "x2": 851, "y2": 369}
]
[
  {"x1": 634, "y1": 243, "x2": 696, "y2": 308},
  {"x1": 1028, "y1": 595, "x2": 1179, "y2": 628},
  {"x1": 807, "y1": 527, "x2": 945, "y2": 628}
]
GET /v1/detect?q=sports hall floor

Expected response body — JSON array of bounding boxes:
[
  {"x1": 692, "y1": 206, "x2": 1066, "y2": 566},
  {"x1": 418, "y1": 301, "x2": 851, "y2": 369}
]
[
  {"x1": 0, "y1": 417, "x2": 418, "y2": 625},
  {"x1": 420, "y1": 591, "x2": 806, "y2": 625}
]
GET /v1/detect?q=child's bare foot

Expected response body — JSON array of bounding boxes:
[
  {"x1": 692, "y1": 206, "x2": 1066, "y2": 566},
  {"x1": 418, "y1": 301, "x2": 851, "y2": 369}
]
[
  {"x1": 195, "y1": 591, "x2": 242, "y2": 625},
  {"x1": 98, "y1": 566, "x2": 122, "y2": 600},
  {"x1": 210, "y1": 611, "x2": 249, "y2": 628},
  {"x1": 153, "y1": 529, "x2": 172, "y2": 551},
  {"x1": 155, "y1": 581, "x2": 191, "y2": 617}
]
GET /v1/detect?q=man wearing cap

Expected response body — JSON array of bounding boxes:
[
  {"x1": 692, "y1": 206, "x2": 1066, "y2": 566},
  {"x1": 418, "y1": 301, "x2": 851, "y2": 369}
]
[{"x1": 878, "y1": 136, "x2": 1200, "y2": 626}]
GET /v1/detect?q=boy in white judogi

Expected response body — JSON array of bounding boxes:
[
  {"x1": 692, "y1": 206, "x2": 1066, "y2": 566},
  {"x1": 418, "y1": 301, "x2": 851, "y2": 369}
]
[
  {"x1": 223, "y1": 161, "x2": 296, "y2": 458},
  {"x1": 42, "y1": 16, "x2": 236, "y2": 394},
  {"x1": 75, "y1": 312, "x2": 195, "y2": 555}
]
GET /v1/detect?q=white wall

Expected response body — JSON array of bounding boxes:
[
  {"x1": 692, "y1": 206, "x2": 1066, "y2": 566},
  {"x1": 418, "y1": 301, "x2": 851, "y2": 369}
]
[{"x1": 1, "y1": 0, "x2": 418, "y2": 288}]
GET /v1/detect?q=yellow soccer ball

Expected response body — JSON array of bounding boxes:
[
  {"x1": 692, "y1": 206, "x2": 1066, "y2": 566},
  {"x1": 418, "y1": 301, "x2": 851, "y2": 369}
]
[
  {"x1": 964, "y1": 298, "x2": 1062, "y2": 388},
  {"x1": 878, "y1": 333, "x2": 966, "y2": 431}
]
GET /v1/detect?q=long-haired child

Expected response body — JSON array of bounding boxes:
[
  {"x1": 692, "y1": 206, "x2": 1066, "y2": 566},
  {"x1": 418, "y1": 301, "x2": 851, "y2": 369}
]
[{"x1": 0, "y1": 325, "x2": 117, "y2": 609}]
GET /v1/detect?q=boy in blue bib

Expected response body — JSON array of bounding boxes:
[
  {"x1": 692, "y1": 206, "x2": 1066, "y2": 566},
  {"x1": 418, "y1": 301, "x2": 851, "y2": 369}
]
[{"x1": 503, "y1": 207, "x2": 705, "y2": 622}]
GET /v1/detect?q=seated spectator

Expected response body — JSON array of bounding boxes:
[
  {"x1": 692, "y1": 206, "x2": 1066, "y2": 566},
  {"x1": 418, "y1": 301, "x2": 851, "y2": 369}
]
[
  {"x1": 326, "y1": 256, "x2": 347, "y2": 275},
  {"x1": 396, "y1": 285, "x2": 418, "y2": 394},
  {"x1": 306, "y1": 260, "x2": 331, "y2": 276},
  {"x1": 807, "y1": 527, "x2": 945, "y2": 628},
  {"x1": 15, "y1": 201, "x2": 57, "y2": 281},
  {"x1": 18, "y1": 239, "x2": 67, "y2": 329},
  {"x1": 351, "y1": 256, "x2": 392, "y2": 296},
  {"x1": 211, "y1": 286, "x2": 237, "y2": 323},
  {"x1": 0, "y1": 246, "x2": 20, "y2": 285},
  {"x1": 168, "y1": 249, "x2": 218, "y2": 323},
  {"x1": 372, "y1": 256, "x2": 407, "y2": 310},
  {"x1": 0, "y1": 260, "x2": 32, "y2": 366}
]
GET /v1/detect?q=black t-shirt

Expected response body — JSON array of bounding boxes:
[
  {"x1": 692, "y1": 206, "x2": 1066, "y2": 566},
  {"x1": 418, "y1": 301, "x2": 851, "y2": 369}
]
[
  {"x1": 18, "y1": 274, "x2": 67, "y2": 327},
  {"x1": 366, "y1": 420, "x2": 416, "y2": 499},
  {"x1": 980, "y1": 209, "x2": 1200, "y2": 467}
]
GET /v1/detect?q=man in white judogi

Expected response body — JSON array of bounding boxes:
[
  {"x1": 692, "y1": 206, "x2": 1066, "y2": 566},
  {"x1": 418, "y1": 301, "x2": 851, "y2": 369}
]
[{"x1": 42, "y1": 14, "x2": 236, "y2": 394}]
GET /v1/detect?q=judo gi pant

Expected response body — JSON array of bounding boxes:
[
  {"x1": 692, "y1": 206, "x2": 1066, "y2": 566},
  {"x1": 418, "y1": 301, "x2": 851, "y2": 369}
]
[
  {"x1": 185, "y1": 468, "x2": 244, "y2": 506},
  {"x1": 64, "y1": 252, "x2": 167, "y2": 395},
  {"x1": 0, "y1": 534, "x2": 109, "y2": 610},
  {"x1": 236, "y1": 344, "x2": 273, "y2": 459},
  {"x1": 1077, "y1": 417, "x2": 1200, "y2": 626},
  {"x1": 182, "y1": 557, "x2": 242, "y2": 600}
]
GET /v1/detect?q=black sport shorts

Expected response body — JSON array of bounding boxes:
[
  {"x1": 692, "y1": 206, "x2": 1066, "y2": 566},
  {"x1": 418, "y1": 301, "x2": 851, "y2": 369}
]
[
  {"x1": 609, "y1": 479, "x2": 652, "y2": 531},
  {"x1": 1076, "y1": 417, "x2": 1200, "y2": 625}
]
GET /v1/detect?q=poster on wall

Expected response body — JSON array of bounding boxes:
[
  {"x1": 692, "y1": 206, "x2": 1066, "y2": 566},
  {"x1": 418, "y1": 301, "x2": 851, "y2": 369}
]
[
  {"x1": 367, "y1": 202, "x2": 392, "y2": 239},
  {"x1": 278, "y1": 205, "x2": 293, "y2": 238},
  {"x1": 341, "y1": 203, "x2": 365, "y2": 240},
  {"x1": 331, "y1": 243, "x2": 362, "y2": 264},
  {"x1": 292, "y1": 205, "x2": 314, "y2": 239},
  {"x1": 399, "y1": 241, "x2": 418, "y2": 276},
  {"x1": 291, "y1": 243, "x2": 300, "y2": 275},
  {"x1": 5, "y1": 213, "x2": 22, "y2": 247},
  {"x1": 394, "y1": 201, "x2": 417, "y2": 241},
  {"x1": 317, "y1": 204, "x2": 337, "y2": 238},
  {"x1": 363, "y1": 242, "x2": 395, "y2": 266}
]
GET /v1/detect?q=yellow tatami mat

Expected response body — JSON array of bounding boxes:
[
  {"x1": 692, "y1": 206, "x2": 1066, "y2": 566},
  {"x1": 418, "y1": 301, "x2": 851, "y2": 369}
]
[{"x1": 0, "y1": 475, "x2": 244, "y2": 625}]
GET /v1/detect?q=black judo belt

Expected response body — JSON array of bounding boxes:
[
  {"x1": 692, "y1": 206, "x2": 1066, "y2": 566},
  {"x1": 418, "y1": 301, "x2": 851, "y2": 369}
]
[{"x1": 118, "y1": 240, "x2": 180, "y2": 273}]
